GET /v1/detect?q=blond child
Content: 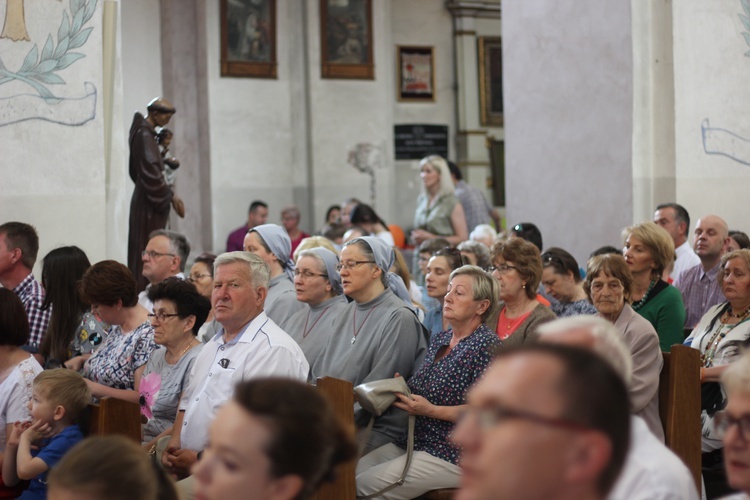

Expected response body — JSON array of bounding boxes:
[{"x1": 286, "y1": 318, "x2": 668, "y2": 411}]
[{"x1": 2, "y1": 369, "x2": 90, "y2": 500}]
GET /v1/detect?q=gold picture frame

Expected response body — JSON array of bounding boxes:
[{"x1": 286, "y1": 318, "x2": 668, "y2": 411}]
[
  {"x1": 478, "y1": 37, "x2": 502, "y2": 126},
  {"x1": 320, "y1": 0, "x2": 374, "y2": 79},
  {"x1": 220, "y1": 0, "x2": 277, "y2": 78}
]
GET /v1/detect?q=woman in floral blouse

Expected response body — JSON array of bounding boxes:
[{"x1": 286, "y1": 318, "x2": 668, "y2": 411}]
[
  {"x1": 65, "y1": 261, "x2": 156, "y2": 403},
  {"x1": 356, "y1": 266, "x2": 501, "y2": 498}
]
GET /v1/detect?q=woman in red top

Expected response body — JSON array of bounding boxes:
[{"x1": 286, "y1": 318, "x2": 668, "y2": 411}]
[{"x1": 485, "y1": 237, "x2": 555, "y2": 345}]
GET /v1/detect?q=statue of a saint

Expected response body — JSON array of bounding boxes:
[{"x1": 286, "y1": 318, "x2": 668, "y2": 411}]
[{"x1": 127, "y1": 97, "x2": 185, "y2": 290}]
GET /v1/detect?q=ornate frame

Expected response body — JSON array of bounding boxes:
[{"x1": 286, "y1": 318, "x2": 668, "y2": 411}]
[
  {"x1": 220, "y1": 0, "x2": 277, "y2": 78},
  {"x1": 320, "y1": 0, "x2": 374, "y2": 79}
]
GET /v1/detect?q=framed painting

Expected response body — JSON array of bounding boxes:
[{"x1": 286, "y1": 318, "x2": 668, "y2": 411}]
[
  {"x1": 220, "y1": 0, "x2": 277, "y2": 78},
  {"x1": 397, "y1": 46, "x2": 435, "y2": 102},
  {"x1": 478, "y1": 37, "x2": 502, "y2": 126},
  {"x1": 320, "y1": 0, "x2": 374, "y2": 79}
]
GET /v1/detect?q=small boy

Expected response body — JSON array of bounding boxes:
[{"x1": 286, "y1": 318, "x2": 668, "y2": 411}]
[{"x1": 2, "y1": 369, "x2": 90, "y2": 500}]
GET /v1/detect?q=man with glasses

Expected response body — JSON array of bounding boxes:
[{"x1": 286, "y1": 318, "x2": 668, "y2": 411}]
[
  {"x1": 715, "y1": 352, "x2": 750, "y2": 498},
  {"x1": 138, "y1": 229, "x2": 190, "y2": 311},
  {"x1": 161, "y1": 251, "x2": 308, "y2": 498},
  {"x1": 451, "y1": 343, "x2": 630, "y2": 500},
  {"x1": 538, "y1": 316, "x2": 698, "y2": 500}
]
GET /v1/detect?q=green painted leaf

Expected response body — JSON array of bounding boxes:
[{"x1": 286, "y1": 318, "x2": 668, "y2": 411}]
[
  {"x1": 83, "y1": 0, "x2": 98, "y2": 24},
  {"x1": 54, "y1": 36, "x2": 70, "y2": 60},
  {"x1": 71, "y1": 0, "x2": 83, "y2": 15},
  {"x1": 743, "y1": 32, "x2": 750, "y2": 47},
  {"x1": 743, "y1": 0, "x2": 750, "y2": 16},
  {"x1": 55, "y1": 52, "x2": 85, "y2": 70},
  {"x1": 0, "y1": 58, "x2": 5, "y2": 71},
  {"x1": 740, "y1": 14, "x2": 750, "y2": 32},
  {"x1": 71, "y1": 8, "x2": 85, "y2": 35},
  {"x1": 69, "y1": 27, "x2": 93, "y2": 49},
  {"x1": 18, "y1": 46, "x2": 39, "y2": 73},
  {"x1": 33, "y1": 60, "x2": 58, "y2": 74},
  {"x1": 58, "y1": 10, "x2": 70, "y2": 41},
  {"x1": 40, "y1": 35, "x2": 55, "y2": 62},
  {"x1": 31, "y1": 72, "x2": 65, "y2": 85}
]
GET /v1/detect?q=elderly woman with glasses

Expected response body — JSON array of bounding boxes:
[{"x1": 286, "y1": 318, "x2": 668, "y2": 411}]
[
  {"x1": 486, "y1": 238, "x2": 556, "y2": 345},
  {"x1": 541, "y1": 247, "x2": 596, "y2": 318},
  {"x1": 66, "y1": 261, "x2": 157, "y2": 404},
  {"x1": 423, "y1": 247, "x2": 467, "y2": 337},
  {"x1": 243, "y1": 224, "x2": 305, "y2": 327},
  {"x1": 716, "y1": 351, "x2": 750, "y2": 497},
  {"x1": 314, "y1": 237, "x2": 427, "y2": 454},
  {"x1": 584, "y1": 254, "x2": 664, "y2": 441},
  {"x1": 140, "y1": 277, "x2": 210, "y2": 449},
  {"x1": 284, "y1": 248, "x2": 348, "y2": 368},
  {"x1": 356, "y1": 266, "x2": 501, "y2": 498},
  {"x1": 187, "y1": 252, "x2": 221, "y2": 343}
]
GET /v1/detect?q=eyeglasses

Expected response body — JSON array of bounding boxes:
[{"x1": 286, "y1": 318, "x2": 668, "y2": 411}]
[
  {"x1": 142, "y1": 250, "x2": 175, "y2": 259},
  {"x1": 147, "y1": 312, "x2": 182, "y2": 323},
  {"x1": 294, "y1": 269, "x2": 328, "y2": 279},
  {"x1": 488, "y1": 264, "x2": 519, "y2": 274},
  {"x1": 187, "y1": 274, "x2": 211, "y2": 282},
  {"x1": 713, "y1": 411, "x2": 750, "y2": 441},
  {"x1": 336, "y1": 260, "x2": 376, "y2": 271},
  {"x1": 459, "y1": 403, "x2": 591, "y2": 433}
]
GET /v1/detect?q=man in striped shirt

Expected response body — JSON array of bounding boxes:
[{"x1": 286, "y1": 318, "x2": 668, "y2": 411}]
[{"x1": 0, "y1": 222, "x2": 50, "y2": 356}]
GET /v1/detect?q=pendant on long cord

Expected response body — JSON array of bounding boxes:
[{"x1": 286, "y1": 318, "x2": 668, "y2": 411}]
[{"x1": 351, "y1": 336, "x2": 356, "y2": 345}]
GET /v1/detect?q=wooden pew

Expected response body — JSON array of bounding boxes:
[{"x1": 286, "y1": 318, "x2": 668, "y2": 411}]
[
  {"x1": 87, "y1": 397, "x2": 142, "y2": 443},
  {"x1": 311, "y1": 377, "x2": 356, "y2": 500},
  {"x1": 659, "y1": 344, "x2": 702, "y2": 491}
]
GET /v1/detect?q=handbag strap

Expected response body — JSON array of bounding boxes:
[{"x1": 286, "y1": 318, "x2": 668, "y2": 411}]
[{"x1": 357, "y1": 415, "x2": 415, "y2": 499}]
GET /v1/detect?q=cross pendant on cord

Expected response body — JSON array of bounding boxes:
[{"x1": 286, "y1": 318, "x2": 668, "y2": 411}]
[{"x1": 350, "y1": 337, "x2": 356, "y2": 345}]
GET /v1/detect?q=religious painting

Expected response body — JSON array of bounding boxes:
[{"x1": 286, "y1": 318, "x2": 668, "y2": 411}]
[
  {"x1": 320, "y1": 0, "x2": 374, "y2": 79},
  {"x1": 479, "y1": 37, "x2": 502, "y2": 126},
  {"x1": 397, "y1": 46, "x2": 435, "y2": 102},
  {"x1": 220, "y1": 0, "x2": 277, "y2": 78}
]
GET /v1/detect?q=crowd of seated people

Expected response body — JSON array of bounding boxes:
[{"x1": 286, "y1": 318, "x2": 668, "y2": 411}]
[{"x1": 2, "y1": 160, "x2": 750, "y2": 498}]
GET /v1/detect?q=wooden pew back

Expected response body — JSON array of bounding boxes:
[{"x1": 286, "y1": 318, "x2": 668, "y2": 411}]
[
  {"x1": 87, "y1": 397, "x2": 142, "y2": 443},
  {"x1": 659, "y1": 344, "x2": 702, "y2": 491},
  {"x1": 311, "y1": 377, "x2": 356, "y2": 500}
]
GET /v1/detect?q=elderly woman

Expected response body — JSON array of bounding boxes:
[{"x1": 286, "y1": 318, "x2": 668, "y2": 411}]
[
  {"x1": 192, "y1": 379, "x2": 356, "y2": 500},
  {"x1": 486, "y1": 237, "x2": 556, "y2": 345},
  {"x1": 541, "y1": 247, "x2": 596, "y2": 317},
  {"x1": 457, "y1": 240, "x2": 491, "y2": 270},
  {"x1": 423, "y1": 247, "x2": 466, "y2": 337},
  {"x1": 66, "y1": 261, "x2": 156, "y2": 403},
  {"x1": 140, "y1": 277, "x2": 210, "y2": 449},
  {"x1": 313, "y1": 237, "x2": 427, "y2": 453},
  {"x1": 284, "y1": 248, "x2": 348, "y2": 368},
  {"x1": 584, "y1": 254, "x2": 664, "y2": 440},
  {"x1": 0, "y1": 290, "x2": 43, "y2": 497},
  {"x1": 469, "y1": 224, "x2": 496, "y2": 249},
  {"x1": 412, "y1": 155, "x2": 468, "y2": 248},
  {"x1": 188, "y1": 252, "x2": 220, "y2": 343},
  {"x1": 292, "y1": 236, "x2": 338, "y2": 262},
  {"x1": 622, "y1": 222, "x2": 686, "y2": 351},
  {"x1": 356, "y1": 266, "x2": 501, "y2": 498},
  {"x1": 244, "y1": 223, "x2": 304, "y2": 327},
  {"x1": 685, "y1": 249, "x2": 750, "y2": 454},
  {"x1": 716, "y1": 351, "x2": 750, "y2": 497}
]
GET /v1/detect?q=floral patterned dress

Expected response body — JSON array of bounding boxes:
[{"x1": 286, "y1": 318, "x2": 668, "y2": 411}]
[
  {"x1": 395, "y1": 324, "x2": 501, "y2": 464},
  {"x1": 83, "y1": 321, "x2": 156, "y2": 390}
]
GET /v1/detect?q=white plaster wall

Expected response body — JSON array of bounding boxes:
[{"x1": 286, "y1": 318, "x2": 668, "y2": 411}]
[
  {"x1": 673, "y1": 0, "x2": 750, "y2": 236},
  {"x1": 502, "y1": 0, "x2": 633, "y2": 263},
  {"x1": 0, "y1": 0, "x2": 107, "y2": 272}
]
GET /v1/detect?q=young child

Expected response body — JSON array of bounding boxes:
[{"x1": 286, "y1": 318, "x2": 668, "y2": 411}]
[{"x1": 2, "y1": 369, "x2": 90, "y2": 500}]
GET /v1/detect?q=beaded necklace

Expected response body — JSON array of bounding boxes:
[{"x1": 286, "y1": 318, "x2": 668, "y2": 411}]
[
  {"x1": 631, "y1": 279, "x2": 657, "y2": 311},
  {"x1": 701, "y1": 309, "x2": 750, "y2": 367}
]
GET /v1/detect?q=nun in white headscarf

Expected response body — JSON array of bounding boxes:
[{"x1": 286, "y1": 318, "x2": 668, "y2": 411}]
[
  {"x1": 313, "y1": 236, "x2": 428, "y2": 454},
  {"x1": 284, "y1": 247, "x2": 349, "y2": 369},
  {"x1": 243, "y1": 224, "x2": 305, "y2": 327}
]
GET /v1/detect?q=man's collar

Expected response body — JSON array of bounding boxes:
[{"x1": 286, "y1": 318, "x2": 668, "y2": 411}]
[{"x1": 215, "y1": 311, "x2": 269, "y2": 345}]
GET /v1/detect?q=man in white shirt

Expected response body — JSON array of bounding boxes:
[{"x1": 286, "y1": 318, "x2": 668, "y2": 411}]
[
  {"x1": 538, "y1": 316, "x2": 699, "y2": 500},
  {"x1": 654, "y1": 203, "x2": 700, "y2": 281},
  {"x1": 161, "y1": 251, "x2": 308, "y2": 483},
  {"x1": 138, "y1": 229, "x2": 189, "y2": 311}
]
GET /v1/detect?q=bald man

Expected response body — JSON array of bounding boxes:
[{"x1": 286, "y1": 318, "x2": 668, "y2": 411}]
[{"x1": 675, "y1": 215, "x2": 731, "y2": 328}]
